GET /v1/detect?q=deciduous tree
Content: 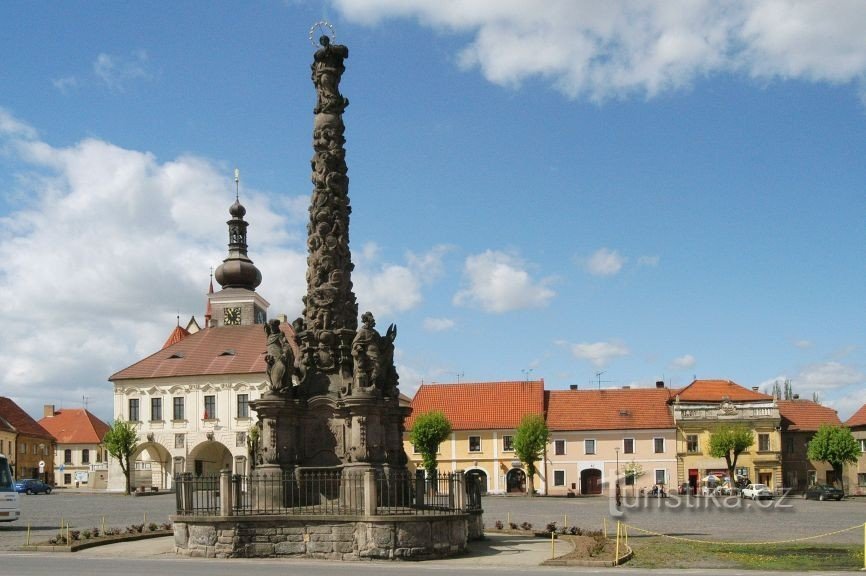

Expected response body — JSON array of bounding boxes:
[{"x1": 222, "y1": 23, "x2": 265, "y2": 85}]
[
  {"x1": 708, "y1": 424, "x2": 753, "y2": 486},
  {"x1": 513, "y1": 414, "x2": 550, "y2": 497},
  {"x1": 103, "y1": 419, "x2": 139, "y2": 495},
  {"x1": 806, "y1": 425, "x2": 860, "y2": 493},
  {"x1": 408, "y1": 411, "x2": 452, "y2": 477}
]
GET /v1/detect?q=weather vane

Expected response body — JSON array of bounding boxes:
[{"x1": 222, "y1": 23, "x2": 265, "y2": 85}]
[{"x1": 309, "y1": 20, "x2": 336, "y2": 47}]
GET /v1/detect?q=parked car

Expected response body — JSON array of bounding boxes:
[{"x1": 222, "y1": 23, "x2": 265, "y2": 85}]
[
  {"x1": 741, "y1": 483, "x2": 773, "y2": 500},
  {"x1": 804, "y1": 484, "x2": 843, "y2": 501},
  {"x1": 14, "y1": 479, "x2": 52, "y2": 495}
]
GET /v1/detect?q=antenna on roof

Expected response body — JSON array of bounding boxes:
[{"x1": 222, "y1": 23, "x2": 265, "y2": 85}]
[
  {"x1": 82, "y1": 395, "x2": 89, "y2": 410},
  {"x1": 592, "y1": 371, "x2": 612, "y2": 389},
  {"x1": 521, "y1": 368, "x2": 533, "y2": 382},
  {"x1": 455, "y1": 372, "x2": 464, "y2": 384}
]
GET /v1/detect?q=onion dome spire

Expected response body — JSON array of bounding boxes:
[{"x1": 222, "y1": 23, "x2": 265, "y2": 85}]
[{"x1": 214, "y1": 169, "x2": 262, "y2": 290}]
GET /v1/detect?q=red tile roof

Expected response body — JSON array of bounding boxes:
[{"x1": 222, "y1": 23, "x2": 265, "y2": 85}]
[
  {"x1": 673, "y1": 379, "x2": 772, "y2": 403},
  {"x1": 38, "y1": 409, "x2": 110, "y2": 444},
  {"x1": 161, "y1": 325, "x2": 191, "y2": 349},
  {"x1": 110, "y1": 323, "x2": 297, "y2": 381},
  {"x1": 407, "y1": 381, "x2": 544, "y2": 430},
  {"x1": 546, "y1": 388, "x2": 674, "y2": 431},
  {"x1": 778, "y1": 400, "x2": 841, "y2": 432},
  {"x1": 845, "y1": 403, "x2": 866, "y2": 428},
  {"x1": 0, "y1": 397, "x2": 54, "y2": 440}
]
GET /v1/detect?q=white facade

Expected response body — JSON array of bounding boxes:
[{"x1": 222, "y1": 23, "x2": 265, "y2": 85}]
[{"x1": 109, "y1": 374, "x2": 267, "y2": 492}]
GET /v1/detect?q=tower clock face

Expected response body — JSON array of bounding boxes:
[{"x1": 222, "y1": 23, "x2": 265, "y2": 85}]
[{"x1": 224, "y1": 307, "x2": 242, "y2": 326}]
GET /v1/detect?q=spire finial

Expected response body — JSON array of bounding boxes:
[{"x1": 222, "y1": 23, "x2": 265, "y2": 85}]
[{"x1": 234, "y1": 168, "x2": 240, "y2": 202}]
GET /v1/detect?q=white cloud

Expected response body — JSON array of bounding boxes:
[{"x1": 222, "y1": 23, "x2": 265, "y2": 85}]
[
  {"x1": 93, "y1": 50, "x2": 152, "y2": 91},
  {"x1": 793, "y1": 339, "x2": 813, "y2": 349},
  {"x1": 453, "y1": 250, "x2": 555, "y2": 313},
  {"x1": 332, "y1": 0, "x2": 866, "y2": 101},
  {"x1": 52, "y1": 76, "x2": 80, "y2": 95},
  {"x1": 569, "y1": 341, "x2": 629, "y2": 367},
  {"x1": 353, "y1": 244, "x2": 450, "y2": 318},
  {"x1": 795, "y1": 361, "x2": 864, "y2": 391},
  {"x1": 0, "y1": 111, "x2": 306, "y2": 420},
  {"x1": 671, "y1": 354, "x2": 696, "y2": 369},
  {"x1": 423, "y1": 317, "x2": 455, "y2": 332},
  {"x1": 585, "y1": 247, "x2": 625, "y2": 276}
]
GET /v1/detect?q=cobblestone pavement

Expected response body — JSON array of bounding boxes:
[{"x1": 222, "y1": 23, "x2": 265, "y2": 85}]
[
  {"x1": 482, "y1": 493, "x2": 866, "y2": 545},
  {"x1": 1, "y1": 489, "x2": 863, "y2": 551}
]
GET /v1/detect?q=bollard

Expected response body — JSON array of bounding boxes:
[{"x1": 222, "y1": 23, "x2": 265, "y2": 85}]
[
  {"x1": 603, "y1": 516, "x2": 607, "y2": 536},
  {"x1": 101, "y1": 516, "x2": 105, "y2": 535},
  {"x1": 862, "y1": 522, "x2": 865, "y2": 571},
  {"x1": 220, "y1": 469, "x2": 233, "y2": 516},
  {"x1": 26, "y1": 523, "x2": 31, "y2": 546},
  {"x1": 563, "y1": 514, "x2": 567, "y2": 529},
  {"x1": 550, "y1": 530, "x2": 555, "y2": 559},
  {"x1": 615, "y1": 521, "x2": 620, "y2": 563},
  {"x1": 507, "y1": 512, "x2": 511, "y2": 527}
]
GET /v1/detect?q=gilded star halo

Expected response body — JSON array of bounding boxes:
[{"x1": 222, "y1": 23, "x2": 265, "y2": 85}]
[{"x1": 309, "y1": 21, "x2": 336, "y2": 48}]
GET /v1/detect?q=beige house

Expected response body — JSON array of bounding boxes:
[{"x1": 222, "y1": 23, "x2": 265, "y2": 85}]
[
  {"x1": 38, "y1": 406, "x2": 110, "y2": 490},
  {"x1": 0, "y1": 397, "x2": 55, "y2": 482},
  {"x1": 844, "y1": 404, "x2": 866, "y2": 495},
  {"x1": 404, "y1": 381, "x2": 546, "y2": 495},
  {"x1": 545, "y1": 385, "x2": 677, "y2": 496},
  {"x1": 672, "y1": 380, "x2": 782, "y2": 491}
]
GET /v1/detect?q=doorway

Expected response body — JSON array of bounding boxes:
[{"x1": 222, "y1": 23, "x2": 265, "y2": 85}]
[
  {"x1": 581, "y1": 468, "x2": 602, "y2": 495},
  {"x1": 506, "y1": 469, "x2": 526, "y2": 493}
]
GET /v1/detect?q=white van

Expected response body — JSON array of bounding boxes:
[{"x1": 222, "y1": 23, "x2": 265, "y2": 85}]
[{"x1": 0, "y1": 453, "x2": 20, "y2": 522}]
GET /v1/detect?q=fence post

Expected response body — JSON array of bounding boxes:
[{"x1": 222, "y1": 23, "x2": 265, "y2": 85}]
[
  {"x1": 220, "y1": 469, "x2": 232, "y2": 516},
  {"x1": 181, "y1": 473, "x2": 193, "y2": 513},
  {"x1": 415, "y1": 469, "x2": 426, "y2": 508},
  {"x1": 454, "y1": 472, "x2": 466, "y2": 511},
  {"x1": 364, "y1": 469, "x2": 377, "y2": 516}
]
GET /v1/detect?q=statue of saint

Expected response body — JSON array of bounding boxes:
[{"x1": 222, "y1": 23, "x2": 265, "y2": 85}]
[
  {"x1": 352, "y1": 311, "x2": 381, "y2": 389},
  {"x1": 264, "y1": 319, "x2": 294, "y2": 393}
]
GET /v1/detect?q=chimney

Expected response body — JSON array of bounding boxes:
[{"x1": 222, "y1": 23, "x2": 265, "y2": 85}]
[
  {"x1": 569, "y1": 384, "x2": 578, "y2": 391},
  {"x1": 793, "y1": 394, "x2": 800, "y2": 399},
  {"x1": 622, "y1": 386, "x2": 631, "y2": 389},
  {"x1": 655, "y1": 381, "x2": 665, "y2": 389},
  {"x1": 752, "y1": 386, "x2": 759, "y2": 391},
  {"x1": 43, "y1": 404, "x2": 55, "y2": 418}
]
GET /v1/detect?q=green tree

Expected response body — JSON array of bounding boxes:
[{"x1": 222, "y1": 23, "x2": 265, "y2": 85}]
[
  {"x1": 512, "y1": 414, "x2": 550, "y2": 497},
  {"x1": 624, "y1": 460, "x2": 645, "y2": 496},
  {"x1": 103, "y1": 419, "x2": 139, "y2": 495},
  {"x1": 806, "y1": 424, "x2": 860, "y2": 493},
  {"x1": 708, "y1": 424, "x2": 754, "y2": 486},
  {"x1": 408, "y1": 411, "x2": 452, "y2": 477}
]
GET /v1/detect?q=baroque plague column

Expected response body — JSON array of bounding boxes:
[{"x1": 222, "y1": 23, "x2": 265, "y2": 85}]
[{"x1": 250, "y1": 35, "x2": 409, "y2": 488}]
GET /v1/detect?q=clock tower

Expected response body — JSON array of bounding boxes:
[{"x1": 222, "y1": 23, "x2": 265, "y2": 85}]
[{"x1": 209, "y1": 177, "x2": 269, "y2": 327}]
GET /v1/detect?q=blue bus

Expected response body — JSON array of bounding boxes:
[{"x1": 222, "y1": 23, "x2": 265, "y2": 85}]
[{"x1": 0, "y1": 453, "x2": 20, "y2": 522}]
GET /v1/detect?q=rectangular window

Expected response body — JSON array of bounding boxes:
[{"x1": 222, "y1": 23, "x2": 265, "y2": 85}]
[
  {"x1": 585, "y1": 439, "x2": 595, "y2": 455},
  {"x1": 858, "y1": 473, "x2": 866, "y2": 487},
  {"x1": 64, "y1": 473, "x2": 71, "y2": 485},
  {"x1": 128, "y1": 398, "x2": 140, "y2": 422},
  {"x1": 468, "y1": 436, "x2": 481, "y2": 452},
  {"x1": 784, "y1": 436, "x2": 794, "y2": 453},
  {"x1": 96, "y1": 449, "x2": 102, "y2": 463},
  {"x1": 19, "y1": 442, "x2": 25, "y2": 454},
  {"x1": 653, "y1": 437, "x2": 665, "y2": 454},
  {"x1": 236, "y1": 432, "x2": 246, "y2": 448},
  {"x1": 655, "y1": 469, "x2": 666, "y2": 485},
  {"x1": 623, "y1": 438, "x2": 634, "y2": 454},
  {"x1": 554, "y1": 439, "x2": 566, "y2": 456},
  {"x1": 82, "y1": 449, "x2": 90, "y2": 464},
  {"x1": 553, "y1": 470, "x2": 565, "y2": 487},
  {"x1": 412, "y1": 444, "x2": 420, "y2": 454},
  {"x1": 64, "y1": 449, "x2": 72, "y2": 464},
  {"x1": 686, "y1": 434, "x2": 699, "y2": 453},
  {"x1": 807, "y1": 470, "x2": 817, "y2": 486},
  {"x1": 32, "y1": 444, "x2": 37, "y2": 455},
  {"x1": 175, "y1": 434, "x2": 185, "y2": 449},
  {"x1": 736, "y1": 467, "x2": 749, "y2": 479},
  {"x1": 203, "y1": 395, "x2": 216, "y2": 419},
  {"x1": 758, "y1": 433, "x2": 770, "y2": 452},
  {"x1": 237, "y1": 394, "x2": 249, "y2": 418},
  {"x1": 859, "y1": 439, "x2": 866, "y2": 453},
  {"x1": 502, "y1": 435, "x2": 514, "y2": 452},
  {"x1": 625, "y1": 471, "x2": 635, "y2": 486},
  {"x1": 151, "y1": 397, "x2": 162, "y2": 421},
  {"x1": 173, "y1": 397, "x2": 185, "y2": 420}
]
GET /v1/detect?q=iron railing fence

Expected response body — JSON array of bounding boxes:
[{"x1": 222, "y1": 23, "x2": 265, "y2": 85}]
[{"x1": 174, "y1": 469, "x2": 480, "y2": 517}]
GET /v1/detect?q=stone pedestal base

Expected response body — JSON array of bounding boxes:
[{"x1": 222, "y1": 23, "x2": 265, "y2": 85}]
[{"x1": 171, "y1": 514, "x2": 470, "y2": 560}]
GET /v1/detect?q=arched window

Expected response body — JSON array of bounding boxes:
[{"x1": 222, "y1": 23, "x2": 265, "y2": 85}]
[
  {"x1": 64, "y1": 449, "x2": 72, "y2": 465},
  {"x1": 82, "y1": 449, "x2": 90, "y2": 464}
]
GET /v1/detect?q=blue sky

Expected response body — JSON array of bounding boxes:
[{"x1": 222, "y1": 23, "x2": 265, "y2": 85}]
[{"x1": 0, "y1": 1, "x2": 863, "y2": 424}]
